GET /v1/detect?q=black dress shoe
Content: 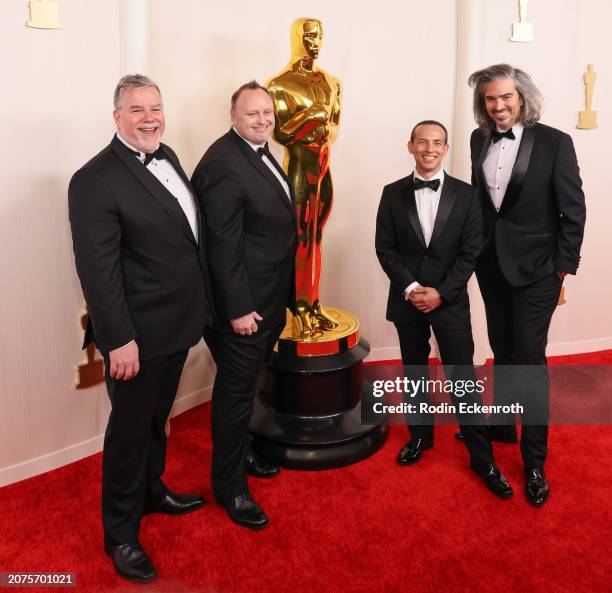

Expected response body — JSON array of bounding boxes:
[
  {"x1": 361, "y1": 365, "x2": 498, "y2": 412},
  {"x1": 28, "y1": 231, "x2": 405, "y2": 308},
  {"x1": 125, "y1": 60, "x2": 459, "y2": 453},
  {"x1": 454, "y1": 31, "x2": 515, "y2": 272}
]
[
  {"x1": 245, "y1": 450, "x2": 281, "y2": 478},
  {"x1": 525, "y1": 468, "x2": 549, "y2": 506},
  {"x1": 397, "y1": 437, "x2": 433, "y2": 466},
  {"x1": 477, "y1": 463, "x2": 513, "y2": 499},
  {"x1": 217, "y1": 493, "x2": 269, "y2": 530},
  {"x1": 143, "y1": 491, "x2": 205, "y2": 516},
  {"x1": 104, "y1": 541, "x2": 156, "y2": 583},
  {"x1": 486, "y1": 425, "x2": 518, "y2": 443}
]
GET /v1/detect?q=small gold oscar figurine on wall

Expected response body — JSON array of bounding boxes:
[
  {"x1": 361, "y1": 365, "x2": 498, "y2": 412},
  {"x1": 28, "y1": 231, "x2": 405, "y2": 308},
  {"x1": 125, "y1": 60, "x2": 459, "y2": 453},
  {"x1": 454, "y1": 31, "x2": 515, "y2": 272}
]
[
  {"x1": 267, "y1": 18, "x2": 342, "y2": 339},
  {"x1": 26, "y1": 0, "x2": 63, "y2": 30},
  {"x1": 510, "y1": 0, "x2": 534, "y2": 42},
  {"x1": 577, "y1": 64, "x2": 598, "y2": 129},
  {"x1": 74, "y1": 309, "x2": 104, "y2": 389}
]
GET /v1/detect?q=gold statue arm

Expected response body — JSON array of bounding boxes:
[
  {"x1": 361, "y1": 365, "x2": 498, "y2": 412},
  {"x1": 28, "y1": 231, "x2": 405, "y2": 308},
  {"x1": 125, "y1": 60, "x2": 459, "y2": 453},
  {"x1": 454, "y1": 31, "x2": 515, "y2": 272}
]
[
  {"x1": 279, "y1": 102, "x2": 329, "y2": 136},
  {"x1": 327, "y1": 77, "x2": 341, "y2": 143}
]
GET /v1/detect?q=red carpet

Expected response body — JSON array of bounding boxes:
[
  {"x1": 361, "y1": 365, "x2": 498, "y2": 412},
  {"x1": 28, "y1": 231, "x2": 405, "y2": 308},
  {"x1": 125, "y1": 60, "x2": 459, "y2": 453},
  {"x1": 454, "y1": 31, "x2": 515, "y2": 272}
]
[{"x1": 0, "y1": 353, "x2": 611, "y2": 593}]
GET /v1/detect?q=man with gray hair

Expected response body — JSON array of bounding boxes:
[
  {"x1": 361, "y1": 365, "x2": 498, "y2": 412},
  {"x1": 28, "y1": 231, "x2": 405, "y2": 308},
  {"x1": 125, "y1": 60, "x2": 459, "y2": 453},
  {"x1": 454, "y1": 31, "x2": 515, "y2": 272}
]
[
  {"x1": 69, "y1": 74, "x2": 214, "y2": 582},
  {"x1": 464, "y1": 64, "x2": 586, "y2": 506}
]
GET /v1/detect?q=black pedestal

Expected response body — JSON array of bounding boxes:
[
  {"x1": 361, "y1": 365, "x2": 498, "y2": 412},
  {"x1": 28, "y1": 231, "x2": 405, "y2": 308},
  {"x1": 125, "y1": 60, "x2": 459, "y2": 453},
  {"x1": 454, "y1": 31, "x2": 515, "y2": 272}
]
[{"x1": 249, "y1": 337, "x2": 388, "y2": 470}]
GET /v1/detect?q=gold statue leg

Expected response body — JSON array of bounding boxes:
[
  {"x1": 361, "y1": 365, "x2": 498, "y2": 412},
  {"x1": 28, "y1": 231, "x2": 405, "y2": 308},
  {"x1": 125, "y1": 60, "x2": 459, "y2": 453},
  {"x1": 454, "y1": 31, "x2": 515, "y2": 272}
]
[
  {"x1": 294, "y1": 300, "x2": 315, "y2": 337},
  {"x1": 311, "y1": 299, "x2": 337, "y2": 330},
  {"x1": 291, "y1": 145, "x2": 338, "y2": 336},
  {"x1": 308, "y1": 156, "x2": 337, "y2": 330}
]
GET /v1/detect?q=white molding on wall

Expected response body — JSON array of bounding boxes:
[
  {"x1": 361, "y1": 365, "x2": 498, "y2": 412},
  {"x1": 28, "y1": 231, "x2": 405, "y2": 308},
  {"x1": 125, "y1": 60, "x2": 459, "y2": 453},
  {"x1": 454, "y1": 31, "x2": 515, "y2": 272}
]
[
  {"x1": 368, "y1": 338, "x2": 612, "y2": 366},
  {"x1": 367, "y1": 347, "x2": 402, "y2": 362},
  {"x1": 450, "y1": 0, "x2": 483, "y2": 181},
  {"x1": 0, "y1": 385, "x2": 212, "y2": 489},
  {"x1": 171, "y1": 384, "x2": 212, "y2": 416},
  {"x1": 546, "y1": 336, "x2": 612, "y2": 357},
  {"x1": 119, "y1": 0, "x2": 150, "y2": 75},
  {"x1": 0, "y1": 433, "x2": 104, "y2": 489}
]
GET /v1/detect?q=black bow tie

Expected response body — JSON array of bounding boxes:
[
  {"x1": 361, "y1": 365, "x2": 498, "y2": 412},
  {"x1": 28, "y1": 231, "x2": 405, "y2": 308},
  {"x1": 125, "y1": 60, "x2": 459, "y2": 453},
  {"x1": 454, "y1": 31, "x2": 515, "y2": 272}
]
[
  {"x1": 491, "y1": 129, "x2": 516, "y2": 143},
  {"x1": 257, "y1": 144, "x2": 286, "y2": 177},
  {"x1": 126, "y1": 145, "x2": 166, "y2": 166},
  {"x1": 143, "y1": 146, "x2": 166, "y2": 166},
  {"x1": 413, "y1": 177, "x2": 440, "y2": 192},
  {"x1": 257, "y1": 144, "x2": 273, "y2": 159}
]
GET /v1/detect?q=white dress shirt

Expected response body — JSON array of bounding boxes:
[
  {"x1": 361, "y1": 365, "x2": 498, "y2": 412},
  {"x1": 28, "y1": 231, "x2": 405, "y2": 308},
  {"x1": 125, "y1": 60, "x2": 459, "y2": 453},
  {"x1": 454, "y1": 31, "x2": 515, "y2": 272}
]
[
  {"x1": 232, "y1": 127, "x2": 292, "y2": 201},
  {"x1": 114, "y1": 134, "x2": 199, "y2": 352},
  {"x1": 117, "y1": 134, "x2": 199, "y2": 242},
  {"x1": 404, "y1": 169, "x2": 445, "y2": 297},
  {"x1": 482, "y1": 123, "x2": 524, "y2": 211}
]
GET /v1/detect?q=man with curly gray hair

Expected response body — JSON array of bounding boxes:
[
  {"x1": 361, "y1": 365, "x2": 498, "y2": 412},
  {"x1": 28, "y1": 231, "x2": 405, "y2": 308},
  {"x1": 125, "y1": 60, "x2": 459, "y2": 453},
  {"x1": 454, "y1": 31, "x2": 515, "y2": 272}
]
[{"x1": 463, "y1": 64, "x2": 586, "y2": 507}]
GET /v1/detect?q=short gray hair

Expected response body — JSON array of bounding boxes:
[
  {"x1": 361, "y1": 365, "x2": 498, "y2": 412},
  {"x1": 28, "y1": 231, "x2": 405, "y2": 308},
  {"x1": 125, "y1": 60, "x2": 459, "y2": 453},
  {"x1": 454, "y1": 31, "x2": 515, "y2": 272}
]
[
  {"x1": 113, "y1": 74, "x2": 162, "y2": 110},
  {"x1": 468, "y1": 64, "x2": 543, "y2": 131}
]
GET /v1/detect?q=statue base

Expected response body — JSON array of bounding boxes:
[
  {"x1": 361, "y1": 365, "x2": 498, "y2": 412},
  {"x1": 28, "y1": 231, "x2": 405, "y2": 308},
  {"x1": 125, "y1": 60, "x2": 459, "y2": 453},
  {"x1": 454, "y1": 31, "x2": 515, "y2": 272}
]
[
  {"x1": 577, "y1": 110, "x2": 597, "y2": 129},
  {"x1": 250, "y1": 328, "x2": 388, "y2": 469},
  {"x1": 510, "y1": 22, "x2": 534, "y2": 42}
]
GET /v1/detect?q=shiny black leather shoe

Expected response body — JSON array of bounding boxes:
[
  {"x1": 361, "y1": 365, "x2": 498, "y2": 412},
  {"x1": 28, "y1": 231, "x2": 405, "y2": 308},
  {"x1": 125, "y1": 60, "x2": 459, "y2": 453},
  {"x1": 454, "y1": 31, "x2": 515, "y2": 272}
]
[
  {"x1": 525, "y1": 468, "x2": 549, "y2": 506},
  {"x1": 245, "y1": 450, "x2": 281, "y2": 478},
  {"x1": 477, "y1": 463, "x2": 513, "y2": 499},
  {"x1": 104, "y1": 541, "x2": 156, "y2": 583},
  {"x1": 143, "y1": 491, "x2": 205, "y2": 516},
  {"x1": 486, "y1": 425, "x2": 518, "y2": 443},
  {"x1": 217, "y1": 493, "x2": 269, "y2": 530},
  {"x1": 397, "y1": 437, "x2": 433, "y2": 466}
]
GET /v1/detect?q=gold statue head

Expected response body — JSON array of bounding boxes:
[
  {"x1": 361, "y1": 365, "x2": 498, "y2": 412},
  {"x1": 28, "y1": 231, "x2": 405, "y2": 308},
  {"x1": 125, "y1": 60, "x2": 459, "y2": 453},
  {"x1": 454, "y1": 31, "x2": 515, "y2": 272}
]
[{"x1": 290, "y1": 18, "x2": 323, "y2": 63}]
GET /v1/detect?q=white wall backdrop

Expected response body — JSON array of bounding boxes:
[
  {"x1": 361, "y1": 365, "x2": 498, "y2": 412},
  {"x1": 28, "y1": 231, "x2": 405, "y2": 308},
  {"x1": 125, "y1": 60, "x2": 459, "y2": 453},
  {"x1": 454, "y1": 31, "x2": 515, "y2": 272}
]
[{"x1": 1, "y1": 0, "x2": 610, "y2": 486}]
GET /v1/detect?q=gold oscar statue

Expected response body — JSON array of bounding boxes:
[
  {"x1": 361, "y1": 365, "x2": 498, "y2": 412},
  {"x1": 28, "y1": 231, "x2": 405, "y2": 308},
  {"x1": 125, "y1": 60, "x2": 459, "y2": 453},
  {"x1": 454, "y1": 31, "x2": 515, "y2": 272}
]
[
  {"x1": 577, "y1": 64, "x2": 598, "y2": 129},
  {"x1": 26, "y1": 0, "x2": 63, "y2": 29},
  {"x1": 74, "y1": 309, "x2": 104, "y2": 389},
  {"x1": 249, "y1": 21, "x2": 385, "y2": 467},
  {"x1": 268, "y1": 18, "x2": 358, "y2": 352},
  {"x1": 510, "y1": 0, "x2": 534, "y2": 42}
]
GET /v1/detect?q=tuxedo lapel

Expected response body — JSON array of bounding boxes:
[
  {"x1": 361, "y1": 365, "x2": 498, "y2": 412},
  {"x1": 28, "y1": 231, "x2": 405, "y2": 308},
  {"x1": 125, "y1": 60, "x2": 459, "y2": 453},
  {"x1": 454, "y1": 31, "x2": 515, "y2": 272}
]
[
  {"x1": 499, "y1": 125, "x2": 535, "y2": 216},
  {"x1": 111, "y1": 136, "x2": 197, "y2": 245},
  {"x1": 229, "y1": 130, "x2": 295, "y2": 217},
  {"x1": 476, "y1": 132, "x2": 495, "y2": 208},
  {"x1": 429, "y1": 175, "x2": 456, "y2": 247},
  {"x1": 162, "y1": 144, "x2": 203, "y2": 241},
  {"x1": 400, "y1": 174, "x2": 427, "y2": 249}
]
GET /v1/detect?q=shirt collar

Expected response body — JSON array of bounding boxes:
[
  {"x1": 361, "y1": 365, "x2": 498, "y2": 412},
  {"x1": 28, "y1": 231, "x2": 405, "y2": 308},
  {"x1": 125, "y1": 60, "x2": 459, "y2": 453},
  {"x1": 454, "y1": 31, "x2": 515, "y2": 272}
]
[
  {"x1": 413, "y1": 168, "x2": 445, "y2": 184},
  {"x1": 232, "y1": 126, "x2": 266, "y2": 152},
  {"x1": 495, "y1": 122, "x2": 524, "y2": 139}
]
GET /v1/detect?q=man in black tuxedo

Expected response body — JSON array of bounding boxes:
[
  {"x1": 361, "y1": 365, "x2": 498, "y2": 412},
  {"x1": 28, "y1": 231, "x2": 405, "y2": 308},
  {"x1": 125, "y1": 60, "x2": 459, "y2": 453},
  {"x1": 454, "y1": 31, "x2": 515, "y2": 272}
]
[
  {"x1": 467, "y1": 64, "x2": 586, "y2": 506},
  {"x1": 376, "y1": 120, "x2": 512, "y2": 498},
  {"x1": 69, "y1": 74, "x2": 213, "y2": 582},
  {"x1": 191, "y1": 81, "x2": 296, "y2": 529}
]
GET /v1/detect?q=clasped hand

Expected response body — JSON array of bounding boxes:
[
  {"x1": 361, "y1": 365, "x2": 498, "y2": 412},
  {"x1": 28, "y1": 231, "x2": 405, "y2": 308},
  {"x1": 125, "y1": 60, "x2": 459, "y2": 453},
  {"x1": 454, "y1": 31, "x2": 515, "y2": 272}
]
[{"x1": 407, "y1": 286, "x2": 442, "y2": 314}]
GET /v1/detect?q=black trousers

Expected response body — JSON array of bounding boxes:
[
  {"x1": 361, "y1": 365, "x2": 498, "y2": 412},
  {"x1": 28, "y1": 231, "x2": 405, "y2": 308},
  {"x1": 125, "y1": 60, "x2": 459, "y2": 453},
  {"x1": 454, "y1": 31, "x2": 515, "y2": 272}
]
[
  {"x1": 204, "y1": 323, "x2": 284, "y2": 501},
  {"x1": 102, "y1": 349, "x2": 188, "y2": 545},
  {"x1": 476, "y1": 257, "x2": 562, "y2": 471},
  {"x1": 395, "y1": 313, "x2": 493, "y2": 475}
]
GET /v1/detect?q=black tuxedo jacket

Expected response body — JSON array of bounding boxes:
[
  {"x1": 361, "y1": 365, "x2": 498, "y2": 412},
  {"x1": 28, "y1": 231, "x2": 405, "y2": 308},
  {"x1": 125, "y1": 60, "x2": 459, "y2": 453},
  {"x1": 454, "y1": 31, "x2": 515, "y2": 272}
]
[
  {"x1": 191, "y1": 129, "x2": 297, "y2": 332},
  {"x1": 376, "y1": 172, "x2": 481, "y2": 329},
  {"x1": 470, "y1": 123, "x2": 586, "y2": 287},
  {"x1": 69, "y1": 135, "x2": 214, "y2": 360}
]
